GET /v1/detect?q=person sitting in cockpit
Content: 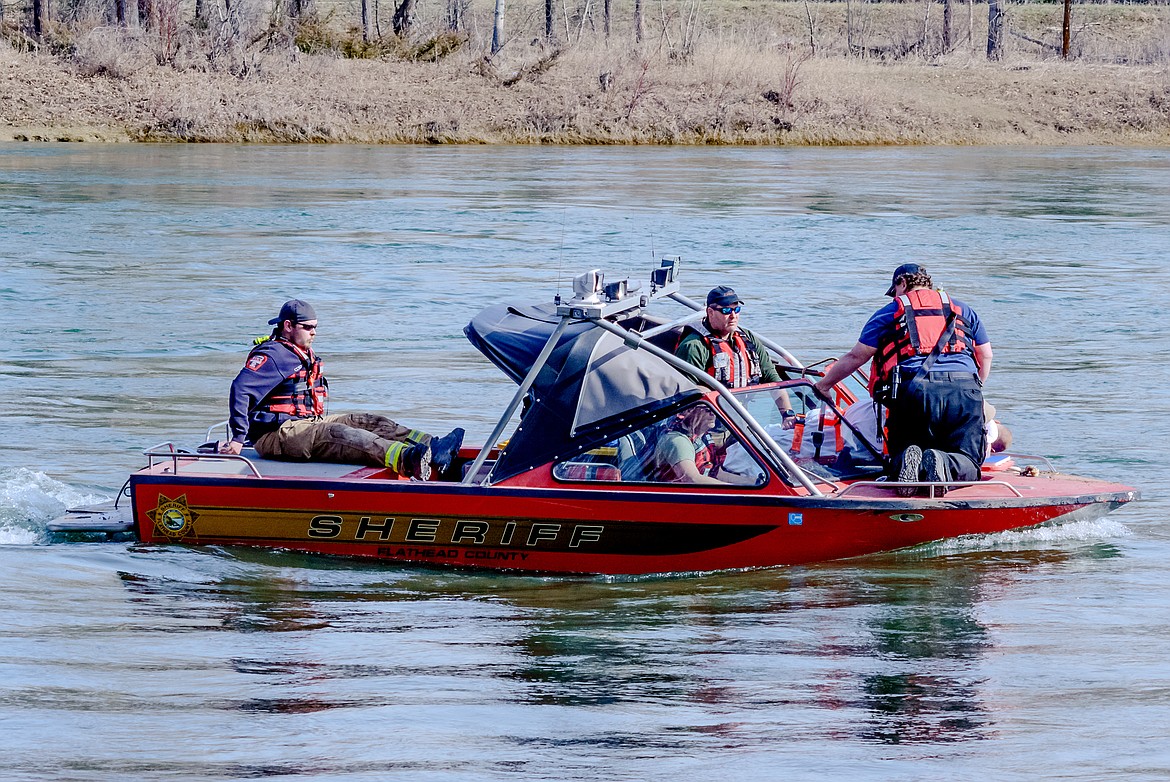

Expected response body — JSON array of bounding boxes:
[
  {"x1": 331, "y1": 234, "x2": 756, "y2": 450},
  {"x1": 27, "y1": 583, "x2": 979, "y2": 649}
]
[{"x1": 651, "y1": 405, "x2": 729, "y2": 485}]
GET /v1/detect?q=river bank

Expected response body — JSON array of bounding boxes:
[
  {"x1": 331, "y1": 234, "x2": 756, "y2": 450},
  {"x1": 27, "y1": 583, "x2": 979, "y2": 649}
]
[{"x1": 3, "y1": 0, "x2": 1169, "y2": 145}]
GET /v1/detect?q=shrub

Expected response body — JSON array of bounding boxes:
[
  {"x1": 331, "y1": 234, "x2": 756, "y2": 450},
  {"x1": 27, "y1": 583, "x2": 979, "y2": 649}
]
[
  {"x1": 72, "y1": 26, "x2": 154, "y2": 78},
  {"x1": 406, "y1": 30, "x2": 467, "y2": 62}
]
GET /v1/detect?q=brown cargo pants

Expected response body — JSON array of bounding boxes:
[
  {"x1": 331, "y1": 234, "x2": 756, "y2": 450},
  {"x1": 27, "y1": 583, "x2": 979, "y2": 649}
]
[{"x1": 253, "y1": 412, "x2": 427, "y2": 471}]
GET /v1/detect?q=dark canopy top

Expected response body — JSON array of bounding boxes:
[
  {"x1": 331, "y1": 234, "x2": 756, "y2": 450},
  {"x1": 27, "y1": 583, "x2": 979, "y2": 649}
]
[{"x1": 465, "y1": 303, "x2": 704, "y2": 482}]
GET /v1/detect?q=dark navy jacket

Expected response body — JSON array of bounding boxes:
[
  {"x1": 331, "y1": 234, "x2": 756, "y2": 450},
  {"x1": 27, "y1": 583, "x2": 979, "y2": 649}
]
[{"x1": 227, "y1": 338, "x2": 326, "y2": 444}]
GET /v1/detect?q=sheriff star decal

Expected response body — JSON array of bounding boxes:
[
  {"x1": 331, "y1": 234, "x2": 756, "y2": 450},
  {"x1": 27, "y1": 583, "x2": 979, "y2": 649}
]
[{"x1": 148, "y1": 494, "x2": 200, "y2": 540}]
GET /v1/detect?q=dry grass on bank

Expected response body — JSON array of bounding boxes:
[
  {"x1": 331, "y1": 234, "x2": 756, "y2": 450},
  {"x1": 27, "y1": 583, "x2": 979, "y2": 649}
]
[{"x1": 2, "y1": 1, "x2": 1169, "y2": 145}]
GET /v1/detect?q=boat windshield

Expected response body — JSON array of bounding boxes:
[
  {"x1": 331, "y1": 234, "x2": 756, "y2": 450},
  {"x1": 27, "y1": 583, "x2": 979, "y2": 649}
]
[
  {"x1": 551, "y1": 399, "x2": 768, "y2": 487},
  {"x1": 720, "y1": 381, "x2": 886, "y2": 480}
]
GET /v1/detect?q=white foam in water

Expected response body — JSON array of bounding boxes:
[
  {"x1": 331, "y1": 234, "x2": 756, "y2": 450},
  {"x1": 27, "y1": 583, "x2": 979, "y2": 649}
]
[
  {"x1": 0, "y1": 468, "x2": 109, "y2": 544},
  {"x1": 927, "y1": 518, "x2": 1133, "y2": 555}
]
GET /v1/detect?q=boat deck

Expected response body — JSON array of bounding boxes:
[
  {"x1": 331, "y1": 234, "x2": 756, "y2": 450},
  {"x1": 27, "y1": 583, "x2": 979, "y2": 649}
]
[
  {"x1": 145, "y1": 448, "x2": 384, "y2": 480},
  {"x1": 833, "y1": 470, "x2": 1135, "y2": 502}
]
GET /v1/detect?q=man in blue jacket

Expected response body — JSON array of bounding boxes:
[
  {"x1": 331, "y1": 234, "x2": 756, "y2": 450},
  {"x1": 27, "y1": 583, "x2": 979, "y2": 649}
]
[{"x1": 217, "y1": 300, "x2": 464, "y2": 481}]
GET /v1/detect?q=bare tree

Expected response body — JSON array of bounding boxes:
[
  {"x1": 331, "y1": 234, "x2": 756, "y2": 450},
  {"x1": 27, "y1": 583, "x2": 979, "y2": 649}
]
[
  {"x1": 362, "y1": 0, "x2": 372, "y2": 41},
  {"x1": 572, "y1": 0, "x2": 592, "y2": 42},
  {"x1": 392, "y1": 0, "x2": 415, "y2": 35},
  {"x1": 491, "y1": 0, "x2": 504, "y2": 53},
  {"x1": 918, "y1": 0, "x2": 932, "y2": 52},
  {"x1": 447, "y1": 0, "x2": 465, "y2": 31},
  {"x1": 115, "y1": 0, "x2": 139, "y2": 27},
  {"x1": 288, "y1": 0, "x2": 315, "y2": 21},
  {"x1": 803, "y1": 0, "x2": 818, "y2": 54},
  {"x1": 634, "y1": 0, "x2": 642, "y2": 43},
  {"x1": 678, "y1": 0, "x2": 700, "y2": 56},
  {"x1": 942, "y1": 0, "x2": 952, "y2": 52},
  {"x1": 845, "y1": 0, "x2": 853, "y2": 53},
  {"x1": 32, "y1": 0, "x2": 45, "y2": 37},
  {"x1": 987, "y1": 0, "x2": 1005, "y2": 60},
  {"x1": 544, "y1": 0, "x2": 552, "y2": 40},
  {"x1": 1061, "y1": 0, "x2": 1071, "y2": 59},
  {"x1": 603, "y1": 0, "x2": 610, "y2": 38}
]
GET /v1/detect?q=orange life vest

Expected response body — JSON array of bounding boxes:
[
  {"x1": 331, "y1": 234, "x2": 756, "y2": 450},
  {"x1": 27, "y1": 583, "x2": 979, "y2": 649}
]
[
  {"x1": 253, "y1": 339, "x2": 327, "y2": 419},
  {"x1": 694, "y1": 437, "x2": 714, "y2": 475},
  {"x1": 868, "y1": 289, "x2": 974, "y2": 397},
  {"x1": 684, "y1": 322, "x2": 763, "y2": 389},
  {"x1": 654, "y1": 425, "x2": 715, "y2": 481},
  {"x1": 790, "y1": 408, "x2": 844, "y2": 461}
]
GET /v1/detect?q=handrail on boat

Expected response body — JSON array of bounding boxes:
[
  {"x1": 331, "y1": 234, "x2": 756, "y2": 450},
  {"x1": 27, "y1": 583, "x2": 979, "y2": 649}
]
[
  {"x1": 461, "y1": 317, "x2": 571, "y2": 486},
  {"x1": 834, "y1": 479, "x2": 1025, "y2": 499},
  {"x1": 998, "y1": 452, "x2": 1057, "y2": 473},
  {"x1": 638, "y1": 308, "x2": 704, "y2": 339},
  {"x1": 205, "y1": 420, "x2": 230, "y2": 443},
  {"x1": 143, "y1": 444, "x2": 264, "y2": 478}
]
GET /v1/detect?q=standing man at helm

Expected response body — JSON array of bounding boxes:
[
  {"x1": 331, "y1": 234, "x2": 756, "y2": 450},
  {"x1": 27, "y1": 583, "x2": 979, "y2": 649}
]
[
  {"x1": 218, "y1": 299, "x2": 464, "y2": 481},
  {"x1": 813, "y1": 264, "x2": 993, "y2": 496}
]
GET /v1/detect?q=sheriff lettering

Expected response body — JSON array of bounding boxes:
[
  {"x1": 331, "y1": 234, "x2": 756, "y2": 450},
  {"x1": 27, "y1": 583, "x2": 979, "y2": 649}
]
[{"x1": 308, "y1": 514, "x2": 604, "y2": 550}]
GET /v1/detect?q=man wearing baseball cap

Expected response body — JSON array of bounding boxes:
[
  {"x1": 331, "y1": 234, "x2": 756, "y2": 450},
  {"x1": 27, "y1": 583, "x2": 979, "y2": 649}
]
[
  {"x1": 813, "y1": 265, "x2": 993, "y2": 496},
  {"x1": 218, "y1": 299, "x2": 464, "y2": 481},
  {"x1": 675, "y1": 285, "x2": 789, "y2": 391}
]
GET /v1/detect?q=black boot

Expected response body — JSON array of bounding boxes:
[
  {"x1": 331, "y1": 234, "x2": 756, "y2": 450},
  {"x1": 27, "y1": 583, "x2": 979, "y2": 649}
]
[
  {"x1": 430, "y1": 427, "x2": 466, "y2": 477},
  {"x1": 921, "y1": 448, "x2": 948, "y2": 497},
  {"x1": 895, "y1": 445, "x2": 923, "y2": 498},
  {"x1": 401, "y1": 442, "x2": 432, "y2": 481}
]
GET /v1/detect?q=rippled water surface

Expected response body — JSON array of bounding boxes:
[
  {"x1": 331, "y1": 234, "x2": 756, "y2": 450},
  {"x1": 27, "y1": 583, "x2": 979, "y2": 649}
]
[{"x1": 2, "y1": 144, "x2": 1168, "y2": 781}]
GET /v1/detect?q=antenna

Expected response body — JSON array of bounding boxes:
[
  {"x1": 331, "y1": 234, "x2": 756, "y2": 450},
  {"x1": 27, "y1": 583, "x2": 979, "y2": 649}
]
[{"x1": 556, "y1": 207, "x2": 567, "y2": 301}]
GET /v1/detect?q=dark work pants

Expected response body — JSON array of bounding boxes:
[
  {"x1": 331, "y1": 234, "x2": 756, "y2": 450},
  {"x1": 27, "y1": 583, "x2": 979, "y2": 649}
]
[{"x1": 886, "y1": 372, "x2": 986, "y2": 482}]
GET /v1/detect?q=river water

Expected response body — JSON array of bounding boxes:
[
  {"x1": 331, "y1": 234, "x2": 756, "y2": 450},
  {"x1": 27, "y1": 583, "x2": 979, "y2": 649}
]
[{"x1": 1, "y1": 144, "x2": 1168, "y2": 781}]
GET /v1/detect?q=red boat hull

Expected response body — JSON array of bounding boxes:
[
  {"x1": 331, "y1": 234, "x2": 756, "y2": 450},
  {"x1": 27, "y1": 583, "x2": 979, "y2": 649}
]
[{"x1": 130, "y1": 466, "x2": 1136, "y2": 575}]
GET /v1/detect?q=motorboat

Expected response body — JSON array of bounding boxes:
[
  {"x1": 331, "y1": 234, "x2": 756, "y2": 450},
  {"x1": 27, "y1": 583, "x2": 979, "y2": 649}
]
[{"x1": 50, "y1": 261, "x2": 1139, "y2": 575}]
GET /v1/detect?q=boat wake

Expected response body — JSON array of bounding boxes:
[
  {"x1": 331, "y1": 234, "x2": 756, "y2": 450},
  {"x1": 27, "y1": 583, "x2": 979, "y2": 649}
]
[
  {"x1": 0, "y1": 468, "x2": 108, "y2": 545},
  {"x1": 925, "y1": 517, "x2": 1133, "y2": 556}
]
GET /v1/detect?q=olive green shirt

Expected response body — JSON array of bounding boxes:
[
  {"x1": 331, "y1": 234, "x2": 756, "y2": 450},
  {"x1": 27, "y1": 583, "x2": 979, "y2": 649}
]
[{"x1": 674, "y1": 325, "x2": 782, "y2": 385}]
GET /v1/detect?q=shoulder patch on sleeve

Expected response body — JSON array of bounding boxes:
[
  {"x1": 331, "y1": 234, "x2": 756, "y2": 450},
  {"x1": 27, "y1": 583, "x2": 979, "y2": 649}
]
[{"x1": 245, "y1": 354, "x2": 269, "y2": 371}]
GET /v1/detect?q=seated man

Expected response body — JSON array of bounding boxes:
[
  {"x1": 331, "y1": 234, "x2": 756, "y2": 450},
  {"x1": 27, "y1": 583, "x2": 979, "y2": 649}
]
[
  {"x1": 651, "y1": 405, "x2": 728, "y2": 485},
  {"x1": 218, "y1": 299, "x2": 464, "y2": 480}
]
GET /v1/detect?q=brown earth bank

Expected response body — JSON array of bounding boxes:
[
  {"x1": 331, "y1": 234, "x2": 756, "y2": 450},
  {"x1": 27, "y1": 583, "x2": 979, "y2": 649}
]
[{"x1": 3, "y1": 1, "x2": 1169, "y2": 145}]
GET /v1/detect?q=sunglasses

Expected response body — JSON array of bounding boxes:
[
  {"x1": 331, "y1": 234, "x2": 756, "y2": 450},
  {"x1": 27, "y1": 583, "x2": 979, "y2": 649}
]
[
  {"x1": 712, "y1": 306, "x2": 742, "y2": 315},
  {"x1": 296, "y1": 322, "x2": 318, "y2": 331}
]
